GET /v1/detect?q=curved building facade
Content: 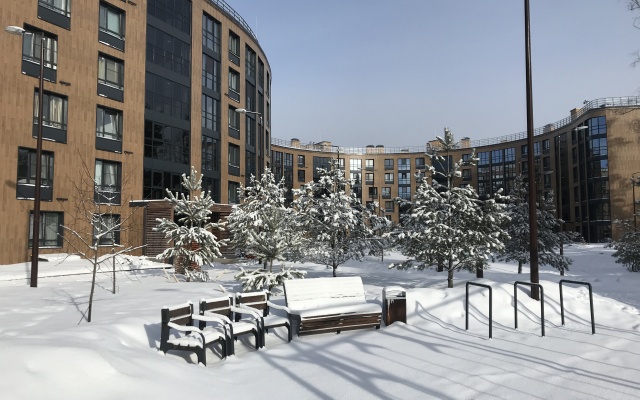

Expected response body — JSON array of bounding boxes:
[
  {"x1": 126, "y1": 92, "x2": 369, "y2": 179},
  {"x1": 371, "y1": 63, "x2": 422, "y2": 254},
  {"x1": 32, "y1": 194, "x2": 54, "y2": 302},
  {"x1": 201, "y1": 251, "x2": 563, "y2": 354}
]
[
  {"x1": 271, "y1": 97, "x2": 640, "y2": 243},
  {"x1": 0, "y1": 0, "x2": 271, "y2": 264}
]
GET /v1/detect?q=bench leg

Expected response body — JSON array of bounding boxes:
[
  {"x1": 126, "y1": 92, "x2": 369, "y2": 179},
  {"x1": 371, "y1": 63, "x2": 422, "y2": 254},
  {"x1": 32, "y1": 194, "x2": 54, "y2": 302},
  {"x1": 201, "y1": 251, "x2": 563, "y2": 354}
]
[{"x1": 196, "y1": 347, "x2": 206, "y2": 366}]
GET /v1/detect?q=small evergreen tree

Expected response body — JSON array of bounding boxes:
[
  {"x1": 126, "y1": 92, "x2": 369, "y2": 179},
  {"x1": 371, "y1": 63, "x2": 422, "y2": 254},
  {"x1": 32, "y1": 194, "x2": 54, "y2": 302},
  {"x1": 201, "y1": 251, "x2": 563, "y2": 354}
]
[
  {"x1": 392, "y1": 129, "x2": 509, "y2": 288},
  {"x1": 155, "y1": 167, "x2": 226, "y2": 277},
  {"x1": 293, "y1": 159, "x2": 373, "y2": 277},
  {"x1": 499, "y1": 175, "x2": 576, "y2": 274},
  {"x1": 609, "y1": 219, "x2": 640, "y2": 271},
  {"x1": 227, "y1": 169, "x2": 307, "y2": 291}
]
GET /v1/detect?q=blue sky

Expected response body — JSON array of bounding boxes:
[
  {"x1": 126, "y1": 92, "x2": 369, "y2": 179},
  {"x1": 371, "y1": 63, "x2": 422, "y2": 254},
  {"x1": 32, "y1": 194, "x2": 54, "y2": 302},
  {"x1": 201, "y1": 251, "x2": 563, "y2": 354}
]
[{"x1": 227, "y1": 0, "x2": 640, "y2": 147}]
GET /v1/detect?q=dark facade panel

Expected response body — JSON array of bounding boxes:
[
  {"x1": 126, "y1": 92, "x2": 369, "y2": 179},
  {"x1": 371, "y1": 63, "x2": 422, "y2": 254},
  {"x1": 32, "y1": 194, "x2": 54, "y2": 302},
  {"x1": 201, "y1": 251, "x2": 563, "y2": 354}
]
[
  {"x1": 96, "y1": 137, "x2": 123, "y2": 153},
  {"x1": 17, "y1": 184, "x2": 53, "y2": 201},
  {"x1": 98, "y1": 82, "x2": 124, "y2": 102},
  {"x1": 38, "y1": 4, "x2": 71, "y2": 30},
  {"x1": 33, "y1": 124, "x2": 66, "y2": 143}
]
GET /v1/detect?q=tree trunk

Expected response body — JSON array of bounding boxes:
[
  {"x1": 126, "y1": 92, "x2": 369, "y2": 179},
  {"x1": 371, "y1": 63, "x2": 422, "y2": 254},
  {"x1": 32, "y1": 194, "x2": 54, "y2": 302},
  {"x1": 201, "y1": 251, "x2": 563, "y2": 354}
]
[
  {"x1": 88, "y1": 250, "x2": 99, "y2": 322},
  {"x1": 332, "y1": 264, "x2": 337, "y2": 277},
  {"x1": 476, "y1": 264, "x2": 483, "y2": 278},
  {"x1": 447, "y1": 268, "x2": 454, "y2": 288},
  {"x1": 560, "y1": 267, "x2": 565, "y2": 276},
  {"x1": 437, "y1": 264, "x2": 444, "y2": 272},
  {"x1": 269, "y1": 258, "x2": 273, "y2": 273},
  {"x1": 518, "y1": 261, "x2": 522, "y2": 274}
]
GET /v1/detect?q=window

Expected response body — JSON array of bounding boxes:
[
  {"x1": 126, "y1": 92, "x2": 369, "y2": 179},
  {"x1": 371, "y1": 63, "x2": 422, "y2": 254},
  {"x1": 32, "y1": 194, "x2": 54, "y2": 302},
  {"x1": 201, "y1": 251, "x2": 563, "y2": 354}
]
[
  {"x1": 22, "y1": 30, "x2": 58, "y2": 69},
  {"x1": 202, "y1": 14, "x2": 221, "y2": 53},
  {"x1": 542, "y1": 139, "x2": 550, "y2": 154},
  {"x1": 147, "y1": 0, "x2": 191, "y2": 34},
  {"x1": 202, "y1": 136, "x2": 218, "y2": 173},
  {"x1": 385, "y1": 201, "x2": 395, "y2": 212},
  {"x1": 228, "y1": 29, "x2": 240, "y2": 66},
  {"x1": 534, "y1": 142, "x2": 541, "y2": 156},
  {"x1": 34, "y1": 90, "x2": 67, "y2": 130},
  {"x1": 298, "y1": 169, "x2": 305, "y2": 182},
  {"x1": 365, "y1": 159, "x2": 374, "y2": 170},
  {"x1": 98, "y1": 54, "x2": 124, "y2": 89},
  {"x1": 29, "y1": 212, "x2": 63, "y2": 247},
  {"x1": 39, "y1": 0, "x2": 71, "y2": 17},
  {"x1": 94, "y1": 214, "x2": 120, "y2": 246},
  {"x1": 384, "y1": 173, "x2": 394, "y2": 184},
  {"x1": 589, "y1": 138, "x2": 608, "y2": 157},
  {"x1": 398, "y1": 158, "x2": 410, "y2": 171},
  {"x1": 246, "y1": 82, "x2": 255, "y2": 111},
  {"x1": 297, "y1": 155, "x2": 305, "y2": 167},
  {"x1": 228, "y1": 106, "x2": 240, "y2": 137},
  {"x1": 228, "y1": 144, "x2": 240, "y2": 168},
  {"x1": 491, "y1": 149, "x2": 503, "y2": 164},
  {"x1": 478, "y1": 152, "x2": 489, "y2": 166},
  {"x1": 145, "y1": 72, "x2": 190, "y2": 120},
  {"x1": 228, "y1": 181, "x2": 240, "y2": 204},
  {"x1": 368, "y1": 187, "x2": 378, "y2": 198},
  {"x1": 144, "y1": 120, "x2": 190, "y2": 165},
  {"x1": 505, "y1": 148, "x2": 515, "y2": 162},
  {"x1": 382, "y1": 187, "x2": 391, "y2": 199},
  {"x1": 544, "y1": 174, "x2": 552, "y2": 189},
  {"x1": 228, "y1": 68, "x2": 240, "y2": 101},
  {"x1": 543, "y1": 157, "x2": 551, "y2": 171},
  {"x1": 95, "y1": 160, "x2": 121, "y2": 204},
  {"x1": 462, "y1": 169, "x2": 471, "y2": 180},
  {"x1": 365, "y1": 173, "x2": 374, "y2": 185},
  {"x1": 398, "y1": 172, "x2": 410, "y2": 185},
  {"x1": 202, "y1": 94, "x2": 219, "y2": 132},
  {"x1": 521, "y1": 145, "x2": 528, "y2": 156},
  {"x1": 462, "y1": 154, "x2": 471, "y2": 163},
  {"x1": 384, "y1": 159, "x2": 394, "y2": 170},
  {"x1": 96, "y1": 106, "x2": 122, "y2": 140},
  {"x1": 246, "y1": 46, "x2": 256, "y2": 78},
  {"x1": 143, "y1": 168, "x2": 187, "y2": 200},
  {"x1": 146, "y1": 25, "x2": 190, "y2": 75},
  {"x1": 99, "y1": 3, "x2": 125, "y2": 39},
  {"x1": 399, "y1": 187, "x2": 411, "y2": 200},
  {"x1": 415, "y1": 157, "x2": 425, "y2": 169},
  {"x1": 17, "y1": 148, "x2": 54, "y2": 201},
  {"x1": 246, "y1": 116, "x2": 255, "y2": 146}
]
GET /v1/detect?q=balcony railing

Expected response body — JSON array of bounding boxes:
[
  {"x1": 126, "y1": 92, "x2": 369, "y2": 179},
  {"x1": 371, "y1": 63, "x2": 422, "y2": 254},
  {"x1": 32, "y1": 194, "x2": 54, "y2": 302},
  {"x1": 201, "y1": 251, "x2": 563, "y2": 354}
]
[{"x1": 206, "y1": 0, "x2": 258, "y2": 43}]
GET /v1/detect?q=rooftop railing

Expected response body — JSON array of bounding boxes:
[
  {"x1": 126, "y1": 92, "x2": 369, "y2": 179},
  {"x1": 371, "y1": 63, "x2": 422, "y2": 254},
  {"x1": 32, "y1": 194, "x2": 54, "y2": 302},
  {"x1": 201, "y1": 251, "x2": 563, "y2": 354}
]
[
  {"x1": 206, "y1": 0, "x2": 258, "y2": 43},
  {"x1": 272, "y1": 96, "x2": 640, "y2": 154}
]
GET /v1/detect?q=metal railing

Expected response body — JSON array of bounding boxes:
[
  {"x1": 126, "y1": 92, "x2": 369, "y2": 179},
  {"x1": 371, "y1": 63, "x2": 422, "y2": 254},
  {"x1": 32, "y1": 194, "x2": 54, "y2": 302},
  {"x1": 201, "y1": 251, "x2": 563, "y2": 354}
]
[
  {"x1": 272, "y1": 97, "x2": 640, "y2": 153},
  {"x1": 465, "y1": 282, "x2": 493, "y2": 339},
  {"x1": 559, "y1": 280, "x2": 595, "y2": 334},
  {"x1": 514, "y1": 281, "x2": 546, "y2": 337},
  {"x1": 206, "y1": 0, "x2": 258, "y2": 43}
]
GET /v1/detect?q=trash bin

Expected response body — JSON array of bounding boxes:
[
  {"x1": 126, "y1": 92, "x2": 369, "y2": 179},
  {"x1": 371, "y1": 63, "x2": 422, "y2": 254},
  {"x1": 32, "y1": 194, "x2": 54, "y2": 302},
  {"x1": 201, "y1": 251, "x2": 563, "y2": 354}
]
[{"x1": 382, "y1": 286, "x2": 406, "y2": 325}]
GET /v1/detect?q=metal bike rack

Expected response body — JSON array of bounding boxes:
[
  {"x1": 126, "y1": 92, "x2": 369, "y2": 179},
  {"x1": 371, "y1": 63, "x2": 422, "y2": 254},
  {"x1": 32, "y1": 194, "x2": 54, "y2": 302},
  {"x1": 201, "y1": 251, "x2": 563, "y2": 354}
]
[
  {"x1": 513, "y1": 281, "x2": 545, "y2": 337},
  {"x1": 559, "y1": 280, "x2": 595, "y2": 334},
  {"x1": 465, "y1": 282, "x2": 493, "y2": 339}
]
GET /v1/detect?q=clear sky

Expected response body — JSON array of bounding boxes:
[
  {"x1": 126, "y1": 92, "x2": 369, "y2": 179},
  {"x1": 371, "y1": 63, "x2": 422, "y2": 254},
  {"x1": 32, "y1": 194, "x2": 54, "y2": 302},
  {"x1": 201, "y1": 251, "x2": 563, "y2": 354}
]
[{"x1": 227, "y1": 0, "x2": 640, "y2": 147}]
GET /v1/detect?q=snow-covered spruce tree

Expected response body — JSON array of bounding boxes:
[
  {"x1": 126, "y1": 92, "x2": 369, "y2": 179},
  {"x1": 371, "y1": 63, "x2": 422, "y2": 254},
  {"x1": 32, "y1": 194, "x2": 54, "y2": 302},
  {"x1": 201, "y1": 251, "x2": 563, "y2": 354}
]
[
  {"x1": 499, "y1": 175, "x2": 576, "y2": 275},
  {"x1": 367, "y1": 204, "x2": 394, "y2": 261},
  {"x1": 293, "y1": 159, "x2": 373, "y2": 277},
  {"x1": 226, "y1": 169, "x2": 307, "y2": 291},
  {"x1": 392, "y1": 128, "x2": 509, "y2": 288},
  {"x1": 608, "y1": 219, "x2": 640, "y2": 272},
  {"x1": 155, "y1": 166, "x2": 226, "y2": 278}
]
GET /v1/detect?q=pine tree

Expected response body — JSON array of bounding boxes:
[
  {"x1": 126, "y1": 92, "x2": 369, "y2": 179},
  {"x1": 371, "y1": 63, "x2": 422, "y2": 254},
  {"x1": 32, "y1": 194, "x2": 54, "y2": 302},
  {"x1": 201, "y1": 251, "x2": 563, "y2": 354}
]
[
  {"x1": 293, "y1": 159, "x2": 373, "y2": 277},
  {"x1": 392, "y1": 128, "x2": 509, "y2": 288},
  {"x1": 155, "y1": 167, "x2": 226, "y2": 277},
  {"x1": 499, "y1": 175, "x2": 576, "y2": 274},
  {"x1": 609, "y1": 219, "x2": 640, "y2": 271}
]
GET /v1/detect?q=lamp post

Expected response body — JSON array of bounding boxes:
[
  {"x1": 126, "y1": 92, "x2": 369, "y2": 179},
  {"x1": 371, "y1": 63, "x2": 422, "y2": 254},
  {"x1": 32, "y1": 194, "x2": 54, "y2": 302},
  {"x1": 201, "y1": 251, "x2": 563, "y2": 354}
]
[
  {"x1": 632, "y1": 172, "x2": 640, "y2": 230},
  {"x1": 235, "y1": 108, "x2": 263, "y2": 178},
  {"x1": 7, "y1": 25, "x2": 45, "y2": 288},
  {"x1": 524, "y1": 0, "x2": 540, "y2": 300}
]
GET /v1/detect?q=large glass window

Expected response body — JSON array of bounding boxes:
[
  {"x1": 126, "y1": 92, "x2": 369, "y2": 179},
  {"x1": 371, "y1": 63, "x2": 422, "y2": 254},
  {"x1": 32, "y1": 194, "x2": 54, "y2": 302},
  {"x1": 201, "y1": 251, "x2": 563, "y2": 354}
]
[
  {"x1": 202, "y1": 136, "x2": 218, "y2": 173},
  {"x1": 382, "y1": 187, "x2": 391, "y2": 198},
  {"x1": 398, "y1": 172, "x2": 411, "y2": 185},
  {"x1": 229, "y1": 32, "x2": 240, "y2": 57},
  {"x1": 228, "y1": 106, "x2": 240, "y2": 135},
  {"x1": 34, "y1": 90, "x2": 67, "y2": 130},
  {"x1": 147, "y1": 0, "x2": 191, "y2": 35},
  {"x1": 399, "y1": 187, "x2": 411, "y2": 200},
  {"x1": 29, "y1": 212, "x2": 63, "y2": 247},
  {"x1": 39, "y1": 0, "x2": 71, "y2": 16},
  {"x1": 145, "y1": 72, "x2": 190, "y2": 121},
  {"x1": 505, "y1": 147, "x2": 515, "y2": 162},
  {"x1": 245, "y1": 46, "x2": 256, "y2": 78},
  {"x1": 202, "y1": 14, "x2": 221, "y2": 53},
  {"x1": 96, "y1": 106, "x2": 122, "y2": 141},
  {"x1": 99, "y1": 3, "x2": 125, "y2": 39},
  {"x1": 146, "y1": 25, "x2": 190, "y2": 76},
  {"x1": 491, "y1": 149, "x2": 503, "y2": 164},
  {"x1": 398, "y1": 158, "x2": 410, "y2": 171},
  {"x1": 384, "y1": 173, "x2": 394, "y2": 184},
  {"x1": 589, "y1": 138, "x2": 608, "y2": 157},
  {"x1": 228, "y1": 181, "x2": 240, "y2": 204},
  {"x1": 98, "y1": 54, "x2": 124, "y2": 89},
  {"x1": 144, "y1": 120, "x2": 190, "y2": 165},
  {"x1": 384, "y1": 159, "x2": 394, "y2": 170},
  {"x1": 94, "y1": 214, "x2": 120, "y2": 246},
  {"x1": 17, "y1": 148, "x2": 54, "y2": 187},
  {"x1": 228, "y1": 144, "x2": 240, "y2": 168},
  {"x1": 478, "y1": 152, "x2": 489, "y2": 166},
  {"x1": 201, "y1": 94, "x2": 219, "y2": 131},
  {"x1": 22, "y1": 30, "x2": 57, "y2": 69},
  {"x1": 365, "y1": 159, "x2": 374, "y2": 170},
  {"x1": 298, "y1": 169, "x2": 305, "y2": 182},
  {"x1": 246, "y1": 116, "x2": 255, "y2": 146},
  {"x1": 202, "y1": 54, "x2": 220, "y2": 92},
  {"x1": 228, "y1": 68, "x2": 240, "y2": 96},
  {"x1": 95, "y1": 160, "x2": 121, "y2": 203}
]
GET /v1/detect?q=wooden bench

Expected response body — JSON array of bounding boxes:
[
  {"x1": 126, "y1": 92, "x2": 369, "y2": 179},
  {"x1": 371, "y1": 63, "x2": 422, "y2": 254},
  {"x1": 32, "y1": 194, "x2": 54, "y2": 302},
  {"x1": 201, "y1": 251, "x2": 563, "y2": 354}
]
[
  {"x1": 160, "y1": 302, "x2": 228, "y2": 365},
  {"x1": 199, "y1": 296, "x2": 260, "y2": 355},
  {"x1": 283, "y1": 277, "x2": 382, "y2": 336},
  {"x1": 235, "y1": 291, "x2": 292, "y2": 346}
]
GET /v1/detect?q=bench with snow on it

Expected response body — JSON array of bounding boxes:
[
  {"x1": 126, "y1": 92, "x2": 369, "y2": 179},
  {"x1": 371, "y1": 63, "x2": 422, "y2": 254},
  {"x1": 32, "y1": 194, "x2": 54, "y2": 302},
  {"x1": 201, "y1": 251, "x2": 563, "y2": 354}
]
[
  {"x1": 160, "y1": 302, "x2": 228, "y2": 366},
  {"x1": 283, "y1": 276, "x2": 382, "y2": 336}
]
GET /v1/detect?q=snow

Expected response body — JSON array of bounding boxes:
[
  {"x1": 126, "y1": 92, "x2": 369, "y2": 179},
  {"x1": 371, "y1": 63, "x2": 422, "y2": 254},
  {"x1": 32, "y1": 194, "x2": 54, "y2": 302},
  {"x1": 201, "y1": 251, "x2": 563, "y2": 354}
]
[{"x1": 1, "y1": 244, "x2": 640, "y2": 399}]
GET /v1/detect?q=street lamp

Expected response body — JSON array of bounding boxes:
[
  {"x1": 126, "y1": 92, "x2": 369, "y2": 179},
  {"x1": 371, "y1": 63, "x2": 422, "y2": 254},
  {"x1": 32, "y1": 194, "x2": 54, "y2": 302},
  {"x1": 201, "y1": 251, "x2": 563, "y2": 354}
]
[
  {"x1": 235, "y1": 108, "x2": 263, "y2": 177},
  {"x1": 7, "y1": 25, "x2": 45, "y2": 288},
  {"x1": 524, "y1": 0, "x2": 540, "y2": 300}
]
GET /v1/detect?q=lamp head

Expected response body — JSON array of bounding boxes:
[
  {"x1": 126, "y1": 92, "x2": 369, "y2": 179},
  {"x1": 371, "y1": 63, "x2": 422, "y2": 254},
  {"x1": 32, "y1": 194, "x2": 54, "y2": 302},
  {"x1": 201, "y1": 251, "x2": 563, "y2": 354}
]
[
  {"x1": 235, "y1": 108, "x2": 247, "y2": 113},
  {"x1": 5, "y1": 26, "x2": 26, "y2": 36}
]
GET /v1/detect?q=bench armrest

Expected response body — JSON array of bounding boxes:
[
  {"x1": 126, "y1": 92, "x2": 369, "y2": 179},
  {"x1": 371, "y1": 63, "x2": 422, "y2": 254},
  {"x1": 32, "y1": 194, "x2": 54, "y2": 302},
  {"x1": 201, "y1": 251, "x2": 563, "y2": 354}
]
[
  {"x1": 201, "y1": 311, "x2": 232, "y2": 324},
  {"x1": 167, "y1": 322, "x2": 206, "y2": 343},
  {"x1": 230, "y1": 305, "x2": 261, "y2": 320},
  {"x1": 266, "y1": 301, "x2": 290, "y2": 314}
]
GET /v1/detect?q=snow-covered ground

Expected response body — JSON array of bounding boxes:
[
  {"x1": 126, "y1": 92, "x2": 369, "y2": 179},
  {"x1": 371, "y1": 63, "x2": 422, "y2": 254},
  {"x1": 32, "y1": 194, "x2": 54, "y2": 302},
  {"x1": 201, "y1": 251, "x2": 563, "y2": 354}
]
[{"x1": 1, "y1": 244, "x2": 639, "y2": 399}]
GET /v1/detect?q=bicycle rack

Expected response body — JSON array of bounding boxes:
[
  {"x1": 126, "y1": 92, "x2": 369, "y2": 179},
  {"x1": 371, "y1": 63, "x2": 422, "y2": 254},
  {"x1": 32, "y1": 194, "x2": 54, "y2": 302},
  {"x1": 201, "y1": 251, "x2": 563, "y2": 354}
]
[
  {"x1": 465, "y1": 282, "x2": 493, "y2": 339},
  {"x1": 559, "y1": 279, "x2": 595, "y2": 334},
  {"x1": 514, "y1": 281, "x2": 545, "y2": 337}
]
